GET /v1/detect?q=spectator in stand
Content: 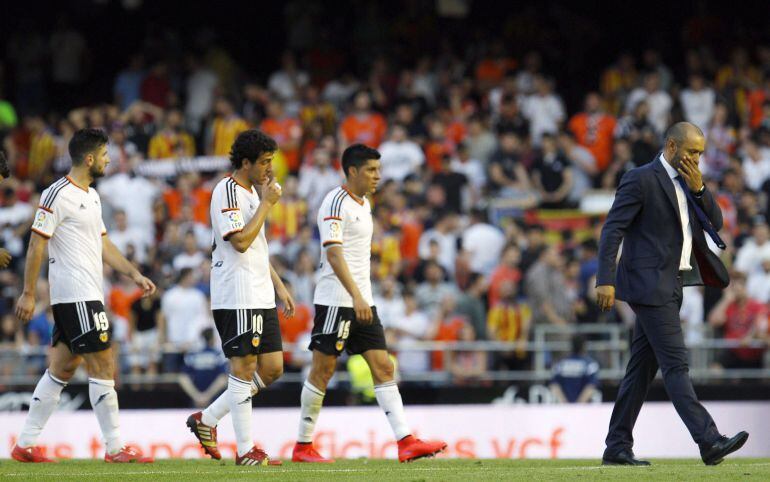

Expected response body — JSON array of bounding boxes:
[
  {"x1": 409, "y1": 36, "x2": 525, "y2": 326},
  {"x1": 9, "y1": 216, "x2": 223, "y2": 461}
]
[
  {"x1": 615, "y1": 100, "x2": 659, "y2": 166},
  {"x1": 161, "y1": 268, "x2": 211, "y2": 372},
  {"x1": 488, "y1": 280, "x2": 531, "y2": 370},
  {"x1": 568, "y1": 92, "x2": 617, "y2": 172},
  {"x1": 108, "y1": 210, "x2": 149, "y2": 266},
  {"x1": 465, "y1": 114, "x2": 498, "y2": 164},
  {"x1": 178, "y1": 328, "x2": 228, "y2": 408},
  {"x1": 708, "y1": 271, "x2": 767, "y2": 369},
  {"x1": 601, "y1": 138, "x2": 637, "y2": 189},
  {"x1": 173, "y1": 231, "x2": 206, "y2": 271},
  {"x1": 208, "y1": 97, "x2": 248, "y2": 156},
  {"x1": 487, "y1": 130, "x2": 535, "y2": 206},
  {"x1": 284, "y1": 224, "x2": 320, "y2": 266},
  {"x1": 488, "y1": 243, "x2": 522, "y2": 307},
  {"x1": 428, "y1": 295, "x2": 469, "y2": 371},
  {"x1": 680, "y1": 73, "x2": 716, "y2": 132},
  {"x1": 451, "y1": 142, "x2": 486, "y2": 202},
  {"x1": 431, "y1": 154, "x2": 468, "y2": 214},
  {"x1": 746, "y1": 253, "x2": 770, "y2": 303},
  {"x1": 701, "y1": 102, "x2": 736, "y2": 180},
  {"x1": 97, "y1": 155, "x2": 161, "y2": 236},
  {"x1": 733, "y1": 218, "x2": 770, "y2": 274},
  {"x1": 526, "y1": 245, "x2": 573, "y2": 326},
  {"x1": 460, "y1": 208, "x2": 506, "y2": 277},
  {"x1": 338, "y1": 90, "x2": 387, "y2": 149},
  {"x1": 558, "y1": 130, "x2": 597, "y2": 205},
  {"x1": 378, "y1": 124, "x2": 425, "y2": 183},
  {"x1": 140, "y1": 61, "x2": 173, "y2": 109},
  {"x1": 495, "y1": 93, "x2": 529, "y2": 138},
  {"x1": 418, "y1": 210, "x2": 459, "y2": 276},
  {"x1": 416, "y1": 260, "x2": 458, "y2": 318},
  {"x1": 549, "y1": 335, "x2": 600, "y2": 403},
  {"x1": 625, "y1": 71, "x2": 672, "y2": 135},
  {"x1": 25, "y1": 115, "x2": 57, "y2": 182},
  {"x1": 382, "y1": 290, "x2": 431, "y2": 375},
  {"x1": 113, "y1": 54, "x2": 145, "y2": 111},
  {"x1": 128, "y1": 291, "x2": 164, "y2": 381},
  {"x1": 446, "y1": 322, "x2": 486, "y2": 386},
  {"x1": 148, "y1": 109, "x2": 196, "y2": 159},
  {"x1": 521, "y1": 75, "x2": 565, "y2": 146},
  {"x1": 600, "y1": 53, "x2": 638, "y2": 116},
  {"x1": 286, "y1": 249, "x2": 316, "y2": 307},
  {"x1": 532, "y1": 133, "x2": 574, "y2": 209},
  {"x1": 740, "y1": 138, "x2": 770, "y2": 192},
  {"x1": 184, "y1": 53, "x2": 219, "y2": 137},
  {"x1": 455, "y1": 273, "x2": 488, "y2": 341},
  {"x1": 267, "y1": 51, "x2": 309, "y2": 116},
  {"x1": 297, "y1": 148, "x2": 342, "y2": 221},
  {"x1": 260, "y1": 99, "x2": 302, "y2": 174},
  {"x1": 299, "y1": 84, "x2": 337, "y2": 136}
]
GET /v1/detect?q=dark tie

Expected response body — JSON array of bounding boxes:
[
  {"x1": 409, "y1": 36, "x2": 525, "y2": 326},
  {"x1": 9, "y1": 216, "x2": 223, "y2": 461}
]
[{"x1": 675, "y1": 176, "x2": 726, "y2": 249}]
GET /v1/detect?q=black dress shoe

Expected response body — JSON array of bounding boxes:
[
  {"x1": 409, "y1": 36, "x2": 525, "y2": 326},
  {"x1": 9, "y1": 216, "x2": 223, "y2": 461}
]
[
  {"x1": 700, "y1": 431, "x2": 749, "y2": 466},
  {"x1": 602, "y1": 450, "x2": 651, "y2": 466}
]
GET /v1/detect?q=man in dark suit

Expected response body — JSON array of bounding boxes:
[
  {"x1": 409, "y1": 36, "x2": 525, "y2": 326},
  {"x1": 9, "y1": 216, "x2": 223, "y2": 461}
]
[{"x1": 596, "y1": 122, "x2": 748, "y2": 466}]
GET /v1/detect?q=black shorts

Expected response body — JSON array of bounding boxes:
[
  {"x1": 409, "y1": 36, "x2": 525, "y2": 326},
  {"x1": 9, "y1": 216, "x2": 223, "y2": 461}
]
[
  {"x1": 309, "y1": 305, "x2": 387, "y2": 356},
  {"x1": 52, "y1": 301, "x2": 112, "y2": 354},
  {"x1": 213, "y1": 308, "x2": 282, "y2": 358}
]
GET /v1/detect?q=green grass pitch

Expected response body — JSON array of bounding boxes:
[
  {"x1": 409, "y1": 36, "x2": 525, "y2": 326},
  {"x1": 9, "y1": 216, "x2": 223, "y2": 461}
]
[{"x1": 2, "y1": 458, "x2": 769, "y2": 481}]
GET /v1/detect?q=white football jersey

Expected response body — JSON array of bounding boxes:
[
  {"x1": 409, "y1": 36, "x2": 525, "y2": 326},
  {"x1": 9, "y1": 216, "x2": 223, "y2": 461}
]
[
  {"x1": 313, "y1": 186, "x2": 374, "y2": 307},
  {"x1": 31, "y1": 176, "x2": 107, "y2": 304},
  {"x1": 210, "y1": 176, "x2": 275, "y2": 310}
]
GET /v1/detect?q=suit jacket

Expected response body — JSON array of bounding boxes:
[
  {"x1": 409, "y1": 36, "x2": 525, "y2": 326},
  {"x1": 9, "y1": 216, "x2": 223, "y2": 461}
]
[{"x1": 597, "y1": 155, "x2": 729, "y2": 306}]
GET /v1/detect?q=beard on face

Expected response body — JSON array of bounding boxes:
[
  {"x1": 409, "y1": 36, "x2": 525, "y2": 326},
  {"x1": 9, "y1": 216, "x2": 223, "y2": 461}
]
[{"x1": 90, "y1": 163, "x2": 106, "y2": 179}]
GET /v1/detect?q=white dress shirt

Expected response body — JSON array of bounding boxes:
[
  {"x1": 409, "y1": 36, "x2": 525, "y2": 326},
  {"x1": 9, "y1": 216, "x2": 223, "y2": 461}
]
[{"x1": 660, "y1": 154, "x2": 692, "y2": 270}]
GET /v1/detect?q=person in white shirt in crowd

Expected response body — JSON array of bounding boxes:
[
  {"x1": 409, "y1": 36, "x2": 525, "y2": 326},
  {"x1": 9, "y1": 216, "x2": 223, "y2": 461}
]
[
  {"x1": 297, "y1": 147, "x2": 343, "y2": 220},
  {"x1": 108, "y1": 209, "x2": 150, "y2": 265},
  {"x1": 173, "y1": 231, "x2": 206, "y2": 272},
  {"x1": 184, "y1": 53, "x2": 219, "y2": 136},
  {"x1": 465, "y1": 115, "x2": 498, "y2": 164},
  {"x1": 733, "y1": 219, "x2": 770, "y2": 274},
  {"x1": 741, "y1": 138, "x2": 770, "y2": 192},
  {"x1": 418, "y1": 210, "x2": 459, "y2": 276},
  {"x1": 286, "y1": 249, "x2": 316, "y2": 307},
  {"x1": 460, "y1": 207, "x2": 506, "y2": 277},
  {"x1": 625, "y1": 71, "x2": 673, "y2": 135},
  {"x1": 680, "y1": 73, "x2": 716, "y2": 132},
  {"x1": 558, "y1": 130, "x2": 598, "y2": 205},
  {"x1": 378, "y1": 124, "x2": 425, "y2": 183},
  {"x1": 374, "y1": 276, "x2": 406, "y2": 333},
  {"x1": 97, "y1": 157, "x2": 160, "y2": 239},
  {"x1": 161, "y1": 268, "x2": 211, "y2": 361},
  {"x1": 267, "y1": 51, "x2": 309, "y2": 117},
  {"x1": 521, "y1": 75, "x2": 565, "y2": 146},
  {"x1": 451, "y1": 142, "x2": 486, "y2": 201},
  {"x1": 746, "y1": 253, "x2": 770, "y2": 303},
  {"x1": 385, "y1": 290, "x2": 432, "y2": 375},
  {"x1": 416, "y1": 260, "x2": 458, "y2": 319}
]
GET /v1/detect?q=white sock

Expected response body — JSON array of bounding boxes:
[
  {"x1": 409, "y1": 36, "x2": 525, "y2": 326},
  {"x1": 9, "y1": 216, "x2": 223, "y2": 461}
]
[
  {"x1": 297, "y1": 381, "x2": 325, "y2": 443},
  {"x1": 228, "y1": 375, "x2": 254, "y2": 456},
  {"x1": 201, "y1": 371, "x2": 267, "y2": 427},
  {"x1": 17, "y1": 370, "x2": 67, "y2": 448},
  {"x1": 89, "y1": 378, "x2": 122, "y2": 454},
  {"x1": 375, "y1": 381, "x2": 411, "y2": 440}
]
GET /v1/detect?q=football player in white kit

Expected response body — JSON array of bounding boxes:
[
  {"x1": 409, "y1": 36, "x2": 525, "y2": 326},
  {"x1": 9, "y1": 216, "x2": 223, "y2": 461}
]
[
  {"x1": 13, "y1": 128, "x2": 157, "y2": 463},
  {"x1": 291, "y1": 144, "x2": 447, "y2": 463},
  {"x1": 186, "y1": 129, "x2": 294, "y2": 466}
]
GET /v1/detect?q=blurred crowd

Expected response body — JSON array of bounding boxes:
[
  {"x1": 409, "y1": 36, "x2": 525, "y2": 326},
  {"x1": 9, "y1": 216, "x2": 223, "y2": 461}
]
[{"x1": 2, "y1": 24, "x2": 770, "y2": 389}]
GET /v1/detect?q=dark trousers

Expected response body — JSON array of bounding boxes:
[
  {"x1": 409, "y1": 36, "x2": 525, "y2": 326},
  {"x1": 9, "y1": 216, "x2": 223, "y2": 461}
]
[{"x1": 604, "y1": 276, "x2": 720, "y2": 456}]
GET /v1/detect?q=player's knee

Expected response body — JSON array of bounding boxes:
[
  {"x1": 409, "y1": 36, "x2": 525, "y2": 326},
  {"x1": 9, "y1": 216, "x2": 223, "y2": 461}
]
[
  {"x1": 372, "y1": 360, "x2": 395, "y2": 383},
  {"x1": 261, "y1": 364, "x2": 284, "y2": 385},
  {"x1": 49, "y1": 364, "x2": 77, "y2": 382},
  {"x1": 84, "y1": 352, "x2": 115, "y2": 379}
]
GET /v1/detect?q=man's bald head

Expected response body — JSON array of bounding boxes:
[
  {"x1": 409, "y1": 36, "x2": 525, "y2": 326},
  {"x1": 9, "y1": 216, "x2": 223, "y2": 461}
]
[{"x1": 665, "y1": 122, "x2": 704, "y2": 146}]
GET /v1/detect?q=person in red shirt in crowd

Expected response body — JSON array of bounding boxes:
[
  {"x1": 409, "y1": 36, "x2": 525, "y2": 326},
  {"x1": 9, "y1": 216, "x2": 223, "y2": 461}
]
[
  {"x1": 568, "y1": 92, "x2": 617, "y2": 172},
  {"x1": 708, "y1": 271, "x2": 768, "y2": 369},
  {"x1": 163, "y1": 172, "x2": 212, "y2": 225},
  {"x1": 428, "y1": 296, "x2": 469, "y2": 371},
  {"x1": 140, "y1": 62, "x2": 172, "y2": 109},
  {"x1": 424, "y1": 117, "x2": 456, "y2": 174},
  {"x1": 488, "y1": 244, "x2": 522, "y2": 307},
  {"x1": 261, "y1": 99, "x2": 303, "y2": 174},
  {"x1": 339, "y1": 90, "x2": 387, "y2": 149}
]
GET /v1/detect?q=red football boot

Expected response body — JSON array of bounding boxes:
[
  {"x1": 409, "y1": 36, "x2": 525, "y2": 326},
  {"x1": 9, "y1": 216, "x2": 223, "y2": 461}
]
[
  {"x1": 235, "y1": 446, "x2": 283, "y2": 466},
  {"x1": 186, "y1": 411, "x2": 221, "y2": 460},
  {"x1": 11, "y1": 445, "x2": 56, "y2": 463},
  {"x1": 291, "y1": 442, "x2": 335, "y2": 463},
  {"x1": 397, "y1": 435, "x2": 447, "y2": 463},
  {"x1": 104, "y1": 445, "x2": 154, "y2": 463}
]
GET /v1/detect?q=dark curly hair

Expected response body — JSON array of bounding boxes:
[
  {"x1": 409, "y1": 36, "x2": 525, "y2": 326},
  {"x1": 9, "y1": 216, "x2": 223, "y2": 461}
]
[
  {"x1": 69, "y1": 128, "x2": 109, "y2": 166},
  {"x1": 229, "y1": 129, "x2": 277, "y2": 170}
]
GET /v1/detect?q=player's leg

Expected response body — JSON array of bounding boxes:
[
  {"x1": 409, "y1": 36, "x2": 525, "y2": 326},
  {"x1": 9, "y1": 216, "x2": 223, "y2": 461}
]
[
  {"x1": 228, "y1": 354, "x2": 258, "y2": 459},
  {"x1": 292, "y1": 305, "x2": 343, "y2": 463},
  {"x1": 13, "y1": 341, "x2": 81, "y2": 463},
  {"x1": 356, "y1": 308, "x2": 446, "y2": 462},
  {"x1": 79, "y1": 301, "x2": 152, "y2": 463}
]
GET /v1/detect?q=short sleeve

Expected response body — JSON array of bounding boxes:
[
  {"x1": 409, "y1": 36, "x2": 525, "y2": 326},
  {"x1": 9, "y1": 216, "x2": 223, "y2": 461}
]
[
  {"x1": 31, "y1": 204, "x2": 60, "y2": 239},
  {"x1": 217, "y1": 181, "x2": 245, "y2": 240}
]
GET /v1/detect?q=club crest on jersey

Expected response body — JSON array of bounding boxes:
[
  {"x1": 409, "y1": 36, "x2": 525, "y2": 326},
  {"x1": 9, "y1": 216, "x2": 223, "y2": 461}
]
[
  {"x1": 99, "y1": 332, "x2": 109, "y2": 343},
  {"x1": 335, "y1": 339, "x2": 345, "y2": 351},
  {"x1": 252, "y1": 336, "x2": 261, "y2": 347}
]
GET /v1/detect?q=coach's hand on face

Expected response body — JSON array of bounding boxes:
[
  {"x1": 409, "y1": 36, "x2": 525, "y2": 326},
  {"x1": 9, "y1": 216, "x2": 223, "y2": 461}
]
[
  {"x1": 262, "y1": 177, "x2": 282, "y2": 206},
  {"x1": 353, "y1": 294, "x2": 373, "y2": 325},
  {"x1": 132, "y1": 272, "x2": 157, "y2": 298},
  {"x1": 15, "y1": 292, "x2": 35, "y2": 323},
  {"x1": 0, "y1": 248, "x2": 11, "y2": 268},
  {"x1": 596, "y1": 285, "x2": 615, "y2": 311},
  {"x1": 676, "y1": 155, "x2": 704, "y2": 192}
]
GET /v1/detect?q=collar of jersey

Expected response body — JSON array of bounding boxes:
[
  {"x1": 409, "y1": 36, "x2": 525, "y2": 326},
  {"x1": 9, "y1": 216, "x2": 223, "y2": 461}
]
[
  {"x1": 341, "y1": 185, "x2": 364, "y2": 205},
  {"x1": 66, "y1": 175, "x2": 90, "y2": 193},
  {"x1": 229, "y1": 175, "x2": 254, "y2": 192}
]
